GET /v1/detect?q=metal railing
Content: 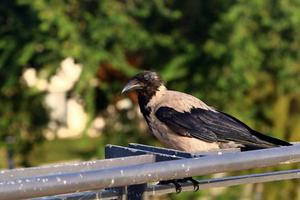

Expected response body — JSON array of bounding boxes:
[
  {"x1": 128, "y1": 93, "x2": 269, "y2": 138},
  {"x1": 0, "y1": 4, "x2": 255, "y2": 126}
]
[{"x1": 0, "y1": 143, "x2": 299, "y2": 200}]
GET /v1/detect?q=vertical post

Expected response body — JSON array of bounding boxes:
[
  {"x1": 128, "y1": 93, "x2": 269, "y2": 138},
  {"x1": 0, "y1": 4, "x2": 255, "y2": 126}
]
[
  {"x1": 6, "y1": 136, "x2": 15, "y2": 169},
  {"x1": 105, "y1": 145, "x2": 148, "y2": 200},
  {"x1": 127, "y1": 184, "x2": 147, "y2": 200}
]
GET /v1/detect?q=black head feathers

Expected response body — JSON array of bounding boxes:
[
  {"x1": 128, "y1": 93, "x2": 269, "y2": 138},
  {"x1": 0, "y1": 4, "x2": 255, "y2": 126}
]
[
  {"x1": 132, "y1": 71, "x2": 163, "y2": 87},
  {"x1": 122, "y1": 71, "x2": 163, "y2": 94},
  {"x1": 122, "y1": 70, "x2": 165, "y2": 107}
]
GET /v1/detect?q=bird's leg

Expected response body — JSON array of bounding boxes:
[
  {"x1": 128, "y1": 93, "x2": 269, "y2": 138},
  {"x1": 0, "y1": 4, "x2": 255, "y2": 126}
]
[
  {"x1": 158, "y1": 180, "x2": 182, "y2": 193},
  {"x1": 158, "y1": 177, "x2": 199, "y2": 193},
  {"x1": 178, "y1": 177, "x2": 199, "y2": 191}
]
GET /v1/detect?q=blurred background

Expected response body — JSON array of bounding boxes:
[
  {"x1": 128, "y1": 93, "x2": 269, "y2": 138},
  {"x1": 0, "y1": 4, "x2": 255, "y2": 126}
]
[{"x1": 1, "y1": 0, "x2": 300, "y2": 199}]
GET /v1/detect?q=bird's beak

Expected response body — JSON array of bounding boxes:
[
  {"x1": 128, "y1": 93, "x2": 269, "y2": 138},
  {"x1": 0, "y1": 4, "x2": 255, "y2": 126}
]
[{"x1": 122, "y1": 79, "x2": 143, "y2": 94}]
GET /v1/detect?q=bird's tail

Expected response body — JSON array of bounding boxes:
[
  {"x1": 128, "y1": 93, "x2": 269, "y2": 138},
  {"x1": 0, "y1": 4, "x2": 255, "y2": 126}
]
[
  {"x1": 219, "y1": 111, "x2": 291, "y2": 149},
  {"x1": 242, "y1": 129, "x2": 292, "y2": 151}
]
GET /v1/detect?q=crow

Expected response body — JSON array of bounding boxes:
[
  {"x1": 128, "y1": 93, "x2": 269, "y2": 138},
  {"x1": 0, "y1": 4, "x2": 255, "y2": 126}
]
[
  {"x1": 122, "y1": 71, "x2": 291, "y2": 192},
  {"x1": 122, "y1": 71, "x2": 291, "y2": 152}
]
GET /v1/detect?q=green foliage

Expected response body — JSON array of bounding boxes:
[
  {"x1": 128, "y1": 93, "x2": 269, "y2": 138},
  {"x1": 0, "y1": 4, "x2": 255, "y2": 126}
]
[
  {"x1": 1, "y1": 0, "x2": 300, "y2": 199},
  {"x1": 203, "y1": 0, "x2": 300, "y2": 138}
]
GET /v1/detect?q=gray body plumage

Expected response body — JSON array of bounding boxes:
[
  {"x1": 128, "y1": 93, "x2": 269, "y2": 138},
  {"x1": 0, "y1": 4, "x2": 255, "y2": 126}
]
[{"x1": 144, "y1": 86, "x2": 221, "y2": 152}]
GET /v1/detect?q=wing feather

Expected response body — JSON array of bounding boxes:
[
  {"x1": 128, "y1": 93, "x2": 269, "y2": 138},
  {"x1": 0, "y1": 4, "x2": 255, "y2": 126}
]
[{"x1": 155, "y1": 106, "x2": 290, "y2": 148}]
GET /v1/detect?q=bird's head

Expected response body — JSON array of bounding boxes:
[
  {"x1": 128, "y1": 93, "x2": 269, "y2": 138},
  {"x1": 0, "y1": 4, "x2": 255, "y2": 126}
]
[{"x1": 122, "y1": 71, "x2": 165, "y2": 99}]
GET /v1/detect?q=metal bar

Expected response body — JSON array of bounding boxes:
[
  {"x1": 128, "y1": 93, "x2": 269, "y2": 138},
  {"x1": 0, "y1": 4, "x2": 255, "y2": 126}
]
[
  {"x1": 128, "y1": 143, "x2": 194, "y2": 158},
  {"x1": 105, "y1": 144, "x2": 184, "y2": 161},
  {"x1": 105, "y1": 145, "x2": 146, "y2": 159},
  {"x1": 191, "y1": 148, "x2": 241, "y2": 156},
  {"x1": 35, "y1": 168, "x2": 300, "y2": 200},
  {"x1": 1, "y1": 145, "x2": 300, "y2": 200},
  {"x1": 34, "y1": 189, "x2": 123, "y2": 200},
  {"x1": 0, "y1": 154, "x2": 155, "y2": 181},
  {"x1": 146, "y1": 168, "x2": 300, "y2": 196},
  {"x1": 128, "y1": 143, "x2": 240, "y2": 157}
]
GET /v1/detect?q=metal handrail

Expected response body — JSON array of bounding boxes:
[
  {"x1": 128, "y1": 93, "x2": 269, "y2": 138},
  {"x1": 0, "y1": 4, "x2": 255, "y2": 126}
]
[
  {"x1": 0, "y1": 144, "x2": 300, "y2": 200},
  {"x1": 36, "y1": 168, "x2": 300, "y2": 200}
]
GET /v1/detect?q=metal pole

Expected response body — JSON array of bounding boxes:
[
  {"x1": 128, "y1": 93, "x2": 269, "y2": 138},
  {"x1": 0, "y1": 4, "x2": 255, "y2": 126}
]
[
  {"x1": 5, "y1": 136, "x2": 15, "y2": 169},
  {"x1": 145, "y1": 168, "x2": 300, "y2": 195},
  {"x1": 0, "y1": 145, "x2": 300, "y2": 200},
  {"x1": 34, "y1": 168, "x2": 300, "y2": 200},
  {"x1": 0, "y1": 154, "x2": 155, "y2": 181}
]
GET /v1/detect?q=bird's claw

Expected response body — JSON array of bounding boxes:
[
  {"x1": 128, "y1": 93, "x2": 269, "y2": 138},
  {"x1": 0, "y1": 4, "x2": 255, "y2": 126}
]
[
  {"x1": 159, "y1": 178, "x2": 199, "y2": 193},
  {"x1": 186, "y1": 178, "x2": 199, "y2": 191},
  {"x1": 159, "y1": 180, "x2": 182, "y2": 193},
  {"x1": 173, "y1": 181, "x2": 182, "y2": 193},
  {"x1": 176, "y1": 178, "x2": 199, "y2": 192}
]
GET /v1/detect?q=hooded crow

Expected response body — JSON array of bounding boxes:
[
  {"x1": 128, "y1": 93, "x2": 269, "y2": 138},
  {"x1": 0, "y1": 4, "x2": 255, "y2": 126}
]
[{"x1": 122, "y1": 71, "x2": 291, "y2": 152}]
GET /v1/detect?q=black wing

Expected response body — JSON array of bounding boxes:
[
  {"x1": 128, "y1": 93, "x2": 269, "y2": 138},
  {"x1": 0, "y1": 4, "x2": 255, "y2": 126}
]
[{"x1": 155, "y1": 106, "x2": 291, "y2": 149}]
